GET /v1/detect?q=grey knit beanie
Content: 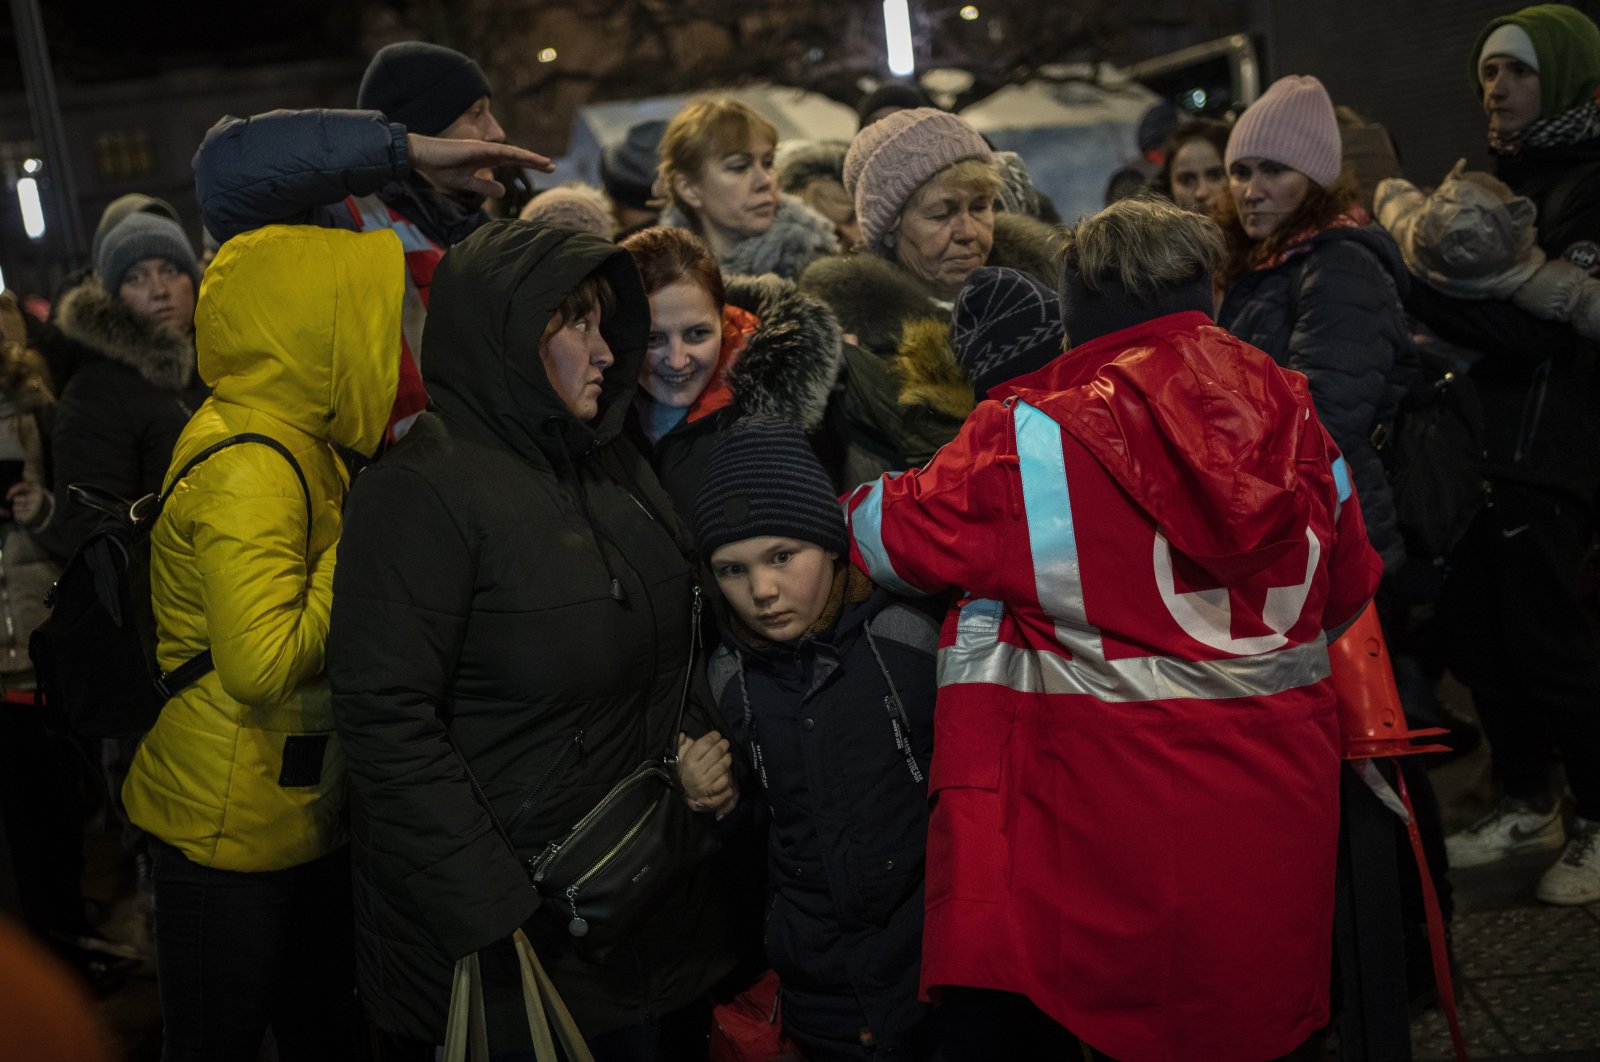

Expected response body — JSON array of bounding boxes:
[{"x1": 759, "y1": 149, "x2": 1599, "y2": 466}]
[
  {"x1": 845, "y1": 107, "x2": 993, "y2": 256},
  {"x1": 357, "y1": 42, "x2": 491, "y2": 137},
  {"x1": 694, "y1": 416, "x2": 847, "y2": 560},
  {"x1": 519, "y1": 185, "x2": 618, "y2": 240},
  {"x1": 97, "y1": 212, "x2": 200, "y2": 296}
]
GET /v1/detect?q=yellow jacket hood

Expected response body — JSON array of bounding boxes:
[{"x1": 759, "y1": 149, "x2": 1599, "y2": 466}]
[{"x1": 196, "y1": 225, "x2": 402, "y2": 456}]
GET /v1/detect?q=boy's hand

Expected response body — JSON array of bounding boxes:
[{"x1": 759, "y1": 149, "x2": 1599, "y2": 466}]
[{"x1": 678, "y1": 731, "x2": 738, "y2": 815}]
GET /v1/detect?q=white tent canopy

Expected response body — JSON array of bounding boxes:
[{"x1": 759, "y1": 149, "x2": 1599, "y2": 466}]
[{"x1": 959, "y1": 77, "x2": 1160, "y2": 224}]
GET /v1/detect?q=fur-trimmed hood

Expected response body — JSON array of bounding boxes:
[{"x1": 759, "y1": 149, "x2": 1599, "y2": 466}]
[
  {"x1": 54, "y1": 279, "x2": 196, "y2": 391},
  {"x1": 0, "y1": 339, "x2": 53, "y2": 412},
  {"x1": 722, "y1": 274, "x2": 843, "y2": 430},
  {"x1": 661, "y1": 194, "x2": 838, "y2": 280},
  {"x1": 798, "y1": 211, "x2": 1063, "y2": 356},
  {"x1": 895, "y1": 318, "x2": 974, "y2": 425}
]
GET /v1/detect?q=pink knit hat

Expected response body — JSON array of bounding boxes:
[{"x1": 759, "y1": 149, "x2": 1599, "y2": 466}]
[
  {"x1": 845, "y1": 107, "x2": 993, "y2": 256},
  {"x1": 1225, "y1": 75, "x2": 1343, "y2": 188}
]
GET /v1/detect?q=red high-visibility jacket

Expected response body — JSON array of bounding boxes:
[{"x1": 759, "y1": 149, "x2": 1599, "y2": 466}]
[{"x1": 844, "y1": 311, "x2": 1382, "y2": 1062}]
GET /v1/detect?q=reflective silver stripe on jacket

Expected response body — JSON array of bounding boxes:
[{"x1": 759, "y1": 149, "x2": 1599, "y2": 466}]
[
  {"x1": 936, "y1": 402, "x2": 1330, "y2": 702},
  {"x1": 847, "y1": 474, "x2": 926, "y2": 598},
  {"x1": 348, "y1": 193, "x2": 432, "y2": 375}
]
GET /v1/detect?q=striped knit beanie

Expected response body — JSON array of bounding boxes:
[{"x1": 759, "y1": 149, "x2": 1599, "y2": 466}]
[
  {"x1": 1225, "y1": 75, "x2": 1342, "y2": 189},
  {"x1": 694, "y1": 416, "x2": 847, "y2": 559},
  {"x1": 951, "y1": 267, "x2": 1063, "y2": 396}
]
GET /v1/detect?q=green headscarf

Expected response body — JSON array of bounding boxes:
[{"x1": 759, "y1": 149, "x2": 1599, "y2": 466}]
[{"x1": 1472, "y1": 4, "x2": 1600, "y2": 118}]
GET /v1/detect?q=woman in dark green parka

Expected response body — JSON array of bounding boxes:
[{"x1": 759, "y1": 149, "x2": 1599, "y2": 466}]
[{"x1": 328, "y1": 221, "x2": 736, "y2": 1059}]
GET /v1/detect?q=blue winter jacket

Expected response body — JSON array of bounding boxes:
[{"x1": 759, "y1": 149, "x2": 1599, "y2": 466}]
[
  {"x1": 193, "y1": 108, "x2": 490, "y2": 248},
  {"x1": 708, "y1": 575, "x2": 938, "y2": 1056},
  {"x1": 1218, "y1": 224, "x2": 1416, "y2": 572}
]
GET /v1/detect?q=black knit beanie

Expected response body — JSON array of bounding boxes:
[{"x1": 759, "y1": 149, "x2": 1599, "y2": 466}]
[
  {"x1": 357, "y1": 42, "x2": 492, "y2": 137},
  {"x1": 694, "y1": 417, "x2": 848, "y2": 560},
  {"x1": 600, "y1": 119, "x2": 667, "y2": 210}
]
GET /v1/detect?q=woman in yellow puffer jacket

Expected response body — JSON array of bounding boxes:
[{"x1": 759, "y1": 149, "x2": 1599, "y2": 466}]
[{"x1": 122, "y1": 224, "x2": 401, "y2": 1062}]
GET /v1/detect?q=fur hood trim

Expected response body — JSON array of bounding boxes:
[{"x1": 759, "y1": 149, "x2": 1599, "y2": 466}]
[
  {"x1": 662, "y1": 194, "x2": 838, "y2": 280},
  {"x1": 0, "y1": 341, "x2": 54, "y2": 411},
  {"x1": 723, "y1": 275, "x2": 844, "y2": 430},
  {"x1": 797, "y1": 253, "x2": 941, "y2": 355},
  {"x1": 987, "y1": 212, "x2": 1064, "y2": 290},
  {"x1": 55, "y1": 280, "x2": 195, "y2": 391},
  {"x1": 895, "y1": 317, "x2": 975, "y2": 423}
]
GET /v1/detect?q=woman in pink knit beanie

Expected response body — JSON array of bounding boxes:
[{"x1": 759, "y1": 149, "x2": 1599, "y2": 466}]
[{"x1": 1213, "y1": 74, "x2": 1415, "y2": 577}]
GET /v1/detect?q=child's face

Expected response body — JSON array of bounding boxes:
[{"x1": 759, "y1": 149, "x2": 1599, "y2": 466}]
[{"x1": 710, "y1": 536, "x2": 838, "y2": 643}]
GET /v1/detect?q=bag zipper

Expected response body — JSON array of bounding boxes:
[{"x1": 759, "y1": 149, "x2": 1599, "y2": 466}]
[{"x1": 559, "y1": 792, "x2": 660, "y2": 936}]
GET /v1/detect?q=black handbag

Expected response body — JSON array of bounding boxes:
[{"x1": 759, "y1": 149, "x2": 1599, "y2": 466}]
[{"x1": 458, "y1": 586, "x2": 717, "y2": 954}]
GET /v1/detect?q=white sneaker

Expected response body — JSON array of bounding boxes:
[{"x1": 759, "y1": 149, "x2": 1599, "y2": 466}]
[
  {"x1": 1444, "y1": 797, "x2": 1565, "y2": 869},
  {"x1": 1536, "y1": 817, "x2": 1600, "y2": 905}
]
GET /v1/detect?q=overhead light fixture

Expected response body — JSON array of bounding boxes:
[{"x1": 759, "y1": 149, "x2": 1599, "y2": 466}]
[
  {"x1": 960, "y1": 5, "x2": 980, "y2": 20},
  {"x1": 17, "y1": 177, "x2": 45, "y2": 239},
  {"x1": 884, "y1": 0, "x2": 915, "y2": 77},
  {"x1": 538, "y1": 48, "x2": 558, "y2": 63},
  {"x1": 22, "y1": 157, "x2": 41, "y2": 174}
]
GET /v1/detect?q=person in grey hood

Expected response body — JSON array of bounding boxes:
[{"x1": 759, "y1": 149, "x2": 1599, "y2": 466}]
[{"x1": 328, "y1": 221, "x2": 738, "y2": 1060}]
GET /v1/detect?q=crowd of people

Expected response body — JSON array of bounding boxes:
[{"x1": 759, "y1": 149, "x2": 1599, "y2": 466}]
[{"x1": 0, "y1": 3, "x2": 1597, "y2": 1060}]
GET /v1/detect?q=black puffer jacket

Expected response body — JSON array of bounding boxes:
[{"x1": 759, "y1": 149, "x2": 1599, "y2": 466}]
[
  {"x1": 1218, "y1": 224, "x2": 1415, "y2": 572},
  {"x1": 1495, "y1": 136, "x2": 1600, "y2": 275},
  {"x1": 34, "y1": 281, "x2": 206, "y2": 563},
  {"x1": 632, "y1": 275, "x2": 843, "y2": 520},
  {"x1": 708, "y1": 574, "x2": 938, "y2": 1055},
  {"x1": 328, "y1": 223, "x2": 734, "y2": 1046}
]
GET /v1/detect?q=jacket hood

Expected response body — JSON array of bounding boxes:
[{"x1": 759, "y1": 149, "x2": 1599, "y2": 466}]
[
  {"x1": 723, "y1": 274, "x2": 844, "y2": 430},
  {"x1": 1001, "y1": 311, "x2": 1328, "y2": 585},
  {"x1": 421, "y1": 220, "x2": 650, "y2": 465},
  {"x1": 197, "y1": 225, "x2": 402, "y2": 456},
  {"x1": 55, "y1": 280, "x2": 196, "y2": 391},
  {"x1": 1296, "y1": 224, "x2": 1413, "y2": 300}
]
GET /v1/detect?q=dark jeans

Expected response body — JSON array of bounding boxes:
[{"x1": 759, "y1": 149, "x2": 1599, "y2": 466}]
[
  {"x1": 1437, "y1": 483, "x2": 1600, "y2": 818},
  {"x1": 151, "y1": 838, "x2": 354, "y2": 1062}
]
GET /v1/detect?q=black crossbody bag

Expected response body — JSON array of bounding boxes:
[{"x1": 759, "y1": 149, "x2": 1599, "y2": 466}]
[{"x1": 456, "y1": 585, "x2": 717, "y2": 956}]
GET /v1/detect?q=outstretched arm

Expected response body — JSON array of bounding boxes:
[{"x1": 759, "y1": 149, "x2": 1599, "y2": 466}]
[{"x1": 194, "y1": 108, "x2": 552, "y2": 242}]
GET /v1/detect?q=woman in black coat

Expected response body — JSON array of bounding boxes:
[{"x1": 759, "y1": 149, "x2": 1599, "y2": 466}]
[
  {"x1": 328, "y1": 221, "x2": 737, "y2": 1060},
  {"x1": 1214, "y1": 75, "x2": 1414, "y2": 573}
]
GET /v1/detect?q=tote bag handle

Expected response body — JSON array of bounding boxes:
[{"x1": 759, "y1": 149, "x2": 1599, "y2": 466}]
[{"x1": 443, "y1": 929, "x2": 594, "y2": 1062}]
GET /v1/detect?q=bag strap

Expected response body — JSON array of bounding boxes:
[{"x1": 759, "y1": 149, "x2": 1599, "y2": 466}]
[
  {"x1": 153, "y1": 433, "x2": 314, "y2": 699},
  {"x1": 442, "y1": 931, "x2": 594, "y2": 1062},
  {"x1": 661, "y1": 584, "x2": 703, "y2": 765}
]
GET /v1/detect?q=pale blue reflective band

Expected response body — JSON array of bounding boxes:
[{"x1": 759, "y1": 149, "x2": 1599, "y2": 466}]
[
  {"x1": 937, "y1": 636, "x2": 1331, "y2": 702},
  {"x1": 1013, "y1": 401, "x2": 1089, "y2": 633},
  {"x1": 849, "y1": 474, "x2": 924, "y2": 598},
  {"x1": 1331, "y1": 456, "x2": 1352, "y2": 501}
]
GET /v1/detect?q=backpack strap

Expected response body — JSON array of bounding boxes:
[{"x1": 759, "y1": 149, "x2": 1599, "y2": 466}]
[{"x1": 154, "y1": 433, "x2": 314, "y2": 698}]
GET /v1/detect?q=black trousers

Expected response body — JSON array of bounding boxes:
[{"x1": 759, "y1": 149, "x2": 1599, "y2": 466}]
[
  {"x1": 151, "y1": 838, "x2": 354, "y2": 1062},
  {"x1": 1436, "y1": 482, "x2": 1600, "y2": 819},
  {"x1": 925, "y1": 988, "x2": 1113, "y2": 1061}
]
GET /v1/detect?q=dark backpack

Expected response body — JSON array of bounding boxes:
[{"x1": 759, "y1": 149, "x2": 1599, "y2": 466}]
[
  {"x1": 29, "y1": 433, "x2": 310, "y2": 738},
  {"x1": 1375, "y1": 341, "x2": 1491, "y2": 567}
]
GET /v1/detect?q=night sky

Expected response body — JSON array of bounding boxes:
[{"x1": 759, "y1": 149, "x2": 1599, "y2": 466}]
[{"x1": 3, "y1": 0, "x2": 368, "y2": 89}]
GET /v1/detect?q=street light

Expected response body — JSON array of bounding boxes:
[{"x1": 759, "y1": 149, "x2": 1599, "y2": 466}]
[
  {"x1": 17, "y1": 177, "x2": 46, "y2": 239},
  {"x1": 884, "y1": 0, "x2": 915, "y2": 77}
]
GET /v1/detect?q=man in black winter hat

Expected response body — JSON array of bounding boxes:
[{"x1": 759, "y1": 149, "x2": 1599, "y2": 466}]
[
  {"x1": 193, "y1": 41, "x2": 552, "y2": 441},
  {"x1": 600, "y1": 118, "x2": 666, "y2": 239}
]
